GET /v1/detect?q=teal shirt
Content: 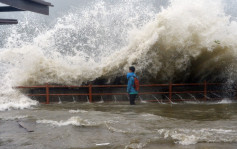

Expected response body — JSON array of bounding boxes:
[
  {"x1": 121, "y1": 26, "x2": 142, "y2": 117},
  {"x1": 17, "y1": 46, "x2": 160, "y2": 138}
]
[{"x1": 127, "y1": 72, "x2": 138, "y2": 94}]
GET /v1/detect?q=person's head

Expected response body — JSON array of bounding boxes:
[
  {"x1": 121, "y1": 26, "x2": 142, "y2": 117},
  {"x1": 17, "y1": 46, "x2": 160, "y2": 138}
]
[{"x1": 129, "y1": 66, "x2": 135, "y2": 73}]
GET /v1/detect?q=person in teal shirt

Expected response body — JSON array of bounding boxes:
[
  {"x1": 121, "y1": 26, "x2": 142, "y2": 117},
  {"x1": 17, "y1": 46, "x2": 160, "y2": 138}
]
[{"x1": 127, "y1": 66, "x2": 138, "y2": 105}]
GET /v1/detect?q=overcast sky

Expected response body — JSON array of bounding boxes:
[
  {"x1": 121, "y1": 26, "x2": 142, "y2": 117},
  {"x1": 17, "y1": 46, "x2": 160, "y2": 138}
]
[{"x1": 0, "y1": 0, "x2": 236, "y2": 24}]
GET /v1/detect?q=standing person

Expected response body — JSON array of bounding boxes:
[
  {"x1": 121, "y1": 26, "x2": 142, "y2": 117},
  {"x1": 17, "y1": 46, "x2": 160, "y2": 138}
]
[{"x1": 127, "y1": 66, "x2": 139, "y2": 105}]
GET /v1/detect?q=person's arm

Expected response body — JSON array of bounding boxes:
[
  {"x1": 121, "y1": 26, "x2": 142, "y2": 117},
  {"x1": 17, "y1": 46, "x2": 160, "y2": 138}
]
[{"x1": 127, "y1": 77, "x2": 132, "y2": 93}]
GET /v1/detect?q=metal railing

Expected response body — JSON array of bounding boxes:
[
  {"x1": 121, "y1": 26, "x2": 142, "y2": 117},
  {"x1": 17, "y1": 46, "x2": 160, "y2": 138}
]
[{"x1": 14, "y1": 81, "x2": 233, "y2": 104}]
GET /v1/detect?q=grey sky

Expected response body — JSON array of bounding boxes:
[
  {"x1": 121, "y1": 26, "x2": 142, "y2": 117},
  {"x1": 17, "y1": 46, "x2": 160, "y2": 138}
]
[{"x1": 0, "y1": 0, "x2": 236, "y2": 24}]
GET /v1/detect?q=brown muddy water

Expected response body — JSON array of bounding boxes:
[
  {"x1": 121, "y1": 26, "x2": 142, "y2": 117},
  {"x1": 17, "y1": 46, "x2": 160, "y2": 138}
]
[{"x1": 0, "y1": 100, "x2": 237, "y2": 149}]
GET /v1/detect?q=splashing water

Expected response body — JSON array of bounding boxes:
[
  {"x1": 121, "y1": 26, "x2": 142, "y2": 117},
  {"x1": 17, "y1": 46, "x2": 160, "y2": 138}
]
[
  {"x1": 113, "y1": 95, "x2": 118, "y2": 103},
  {"x1": 36, "y1": 116, "x2": 98, "y2": 127},
  {"x1": 72, "y1": 96, "x2": 76, "y2": 102},
  {"x1": 139, "y1": 96, "x2": 147, "y2": 103},
  {"x1": 58, "y1": 96, "x2": 62, "y2": 104},
  {"x1": 175, "y1": 94, "x2": 185, "y2": 101},
  {"x1": 0, "y1": 0, "x2": 237, "y2": 110},
  {"x1": 152, "y1": 95, "x2": 161, "y2": 103},
  {"x1": 188, "y1": 93, "x2": 199, "y2": 102}
]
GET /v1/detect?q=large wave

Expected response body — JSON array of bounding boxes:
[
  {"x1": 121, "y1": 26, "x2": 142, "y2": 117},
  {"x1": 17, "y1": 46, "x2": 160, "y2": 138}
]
[
  {"x1": 101, "y1": 0, "x2": 237, "y2": 83},
  {"x1": 0, "y1": 0, "x2": 237, "y2": 110},
  {"x1": 0, "y1": 0, "x2": 160, "y2": 86}
]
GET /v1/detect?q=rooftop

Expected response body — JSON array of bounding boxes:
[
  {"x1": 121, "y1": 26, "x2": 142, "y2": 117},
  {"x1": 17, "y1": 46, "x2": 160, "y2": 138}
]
[{"x1": 0, "y1": 0, "x2": 53, "y2": 25}]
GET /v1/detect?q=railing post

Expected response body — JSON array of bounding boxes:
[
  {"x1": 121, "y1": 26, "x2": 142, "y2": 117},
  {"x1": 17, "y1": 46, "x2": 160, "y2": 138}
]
[
  {"x1": 46, "y1": 83, "x2": 50, "y2": 104},
  {"x1": 169, "y1": 82, "x2": 172, "y2": 103},
  {"x1": 89, "y1": 83, "x2": 92, "y2": 103},
  {"x1": 204, "y1": 80, "x2": 207, "y2": 101}
]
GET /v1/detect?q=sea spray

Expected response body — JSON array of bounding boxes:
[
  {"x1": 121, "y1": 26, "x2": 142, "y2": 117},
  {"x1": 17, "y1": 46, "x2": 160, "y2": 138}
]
[
  {"x1": 0, "y1": 0, "x2": 159, "y2": 110},
  {"x1": 1, "y1": 0, "x2": 237, "y2": 85},
  {"x1": 0, "y1": 0, "x2": 237, "y2": 110},
  {"x1": 101, "y1": 0, "x2": 237, "y2": 82},
  {"x1": 0, "y1": 0, "x2": 158, "y2": 86}
]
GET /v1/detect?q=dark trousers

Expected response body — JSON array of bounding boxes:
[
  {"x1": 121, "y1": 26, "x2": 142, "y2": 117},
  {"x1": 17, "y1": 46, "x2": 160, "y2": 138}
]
[{"x1": 129, "y1": 94, "x2": 137, "y2": 105}]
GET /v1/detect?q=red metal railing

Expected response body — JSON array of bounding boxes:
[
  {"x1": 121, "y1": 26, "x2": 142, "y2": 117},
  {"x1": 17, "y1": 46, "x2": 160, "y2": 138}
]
[{"x1": 15, "y1": 82, "x2": 231, "y2": 104}]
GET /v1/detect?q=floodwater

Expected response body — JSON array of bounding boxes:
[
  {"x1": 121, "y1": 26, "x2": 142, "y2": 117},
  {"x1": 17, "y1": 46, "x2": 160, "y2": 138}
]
[
  {"x1": 1, "y1": 0, "x2": 237, "y2": 148},
  {"x1": 1, "y1": 100, "x2": 237, "y2": 149}
]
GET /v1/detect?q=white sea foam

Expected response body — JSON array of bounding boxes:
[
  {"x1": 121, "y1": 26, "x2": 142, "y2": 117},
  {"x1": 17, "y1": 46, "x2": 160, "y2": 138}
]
[
  {"x1": 140, "y1": 113, "x2": 165, "y2": 120},
  {"x1": 0, "y1": 115, "x2": 28, "y2": 120},
  {"x1": 104, "y1": 122, "x2": 128, "y2": 134},
  {"x1": 0, "y1": 89, "x2": 38, "y2": 111},
  {"x1": 96, "y1": 143, "x2": 110, "y2": 146},
  {"x1": 36, "y1": 116, "x2": 97, "y2": 127},
  {"x1": 157, "y1": 128, "x2": 237, "y2": 145},
  {"x1": 141, "y1": 113, "x2": 157, "y2": 117},
  {"x1": 125, "y1": 143, "x2": 147, "y2": 149},
  {"x1": 217, "y1": 98, "x2": 233, "y2": 104},
  {"x1": 69, "y1": 109, "x2": 88, "y2": 113}
]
